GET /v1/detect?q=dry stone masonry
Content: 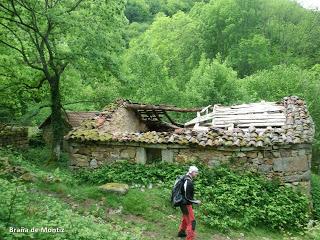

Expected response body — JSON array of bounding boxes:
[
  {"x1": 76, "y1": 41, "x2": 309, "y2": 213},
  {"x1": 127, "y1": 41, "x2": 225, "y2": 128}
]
[
  {"x1": 0, "y1": 125, "x2": 28, "y2": 148},
  {"x1": 65, "y1": 96, "x2": 315, "y2": 192}
]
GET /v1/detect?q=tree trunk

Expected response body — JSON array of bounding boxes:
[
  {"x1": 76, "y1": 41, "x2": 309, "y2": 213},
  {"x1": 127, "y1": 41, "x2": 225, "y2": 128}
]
[{"x1": 49, "y1": 76, "x2": 63, "y2": 162}]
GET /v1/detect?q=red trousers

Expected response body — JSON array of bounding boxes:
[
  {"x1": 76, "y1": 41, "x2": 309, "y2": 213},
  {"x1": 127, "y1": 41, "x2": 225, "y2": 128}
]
[{"x1": 179, "y1": 205, "x2": 196, "y2": 240}]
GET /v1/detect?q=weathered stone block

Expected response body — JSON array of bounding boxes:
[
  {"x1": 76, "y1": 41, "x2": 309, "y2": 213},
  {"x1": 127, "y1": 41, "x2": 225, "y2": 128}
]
[
  {"x1": 264, "y1": 158, "x2": 273, "y2": 165},
  {"x1": 126, "y1": 148, "x2": 136, "y2": 158},
  {"x1": 280, "y1": 149, "x2": 291, "y2": 157},
  {"x1": 120, "y1": 150, "x2": 131, "y2": 159},
  {"x1": 292, "y1": 150, "x2": 299, "y2": 157},
  {"x1": 271, "y1": 151, "x2": 281, "y2": 158},
  {"x1": 257, "y1": 152, "x2": 263, "y2": 158},
  {"x1": 208, "y1": 159, "x2": 221, "y2": 167},
  {"x1": 301, "y1": 170, "x2": 311, "y2": 181},
  {"x1": 78, "y1": 147, "x2": 93, "y2": 155},
  {"x1": 175, "y1": 154, "x2": 188, "y2": 163},
  {"x1": 252, "y1": 158, "x2": 263, "y2": 165},
  {"x1": 107, "y1": 148, "x2": 120, "y2": 160},
  {"x1": 285, "y1": 174, "x2": 300, "y2": 183},
  {"x1": 92, "y1": 152, "x2": 104, "y2": 160},
  {"x1": 258, "y1": 164, "x2": 272, "y2": 173},
  {"x1": 20, "y1": 173, "x2": 37, "y2": 182},
  {"x1": 136, "y1": 147, "x2": 146, "y2": 164},
  {"x1": 263, "y1": 151, "x2": 273, "y2": 158},
  {"x1": 98, "y1": 183, "x2": 129, "y2": 195},
  {"x1": 162, "y1": 149, "x2": 174, "y2": 163},
  {"x1": 246, "y1": 152, "x2": 258, "y2": 158},
  {"x1": 273, "y1": 156, "x2": 308, "y2": 172},
  {"x1": 90, "y1": 159, "x2": 98, "y2": 168},
  {"x1": 71, "y1": 154, "x2": 89, "y2": 167},
  {"x1": 236, "y1": 152, "x2": 246, "y2": 158}
]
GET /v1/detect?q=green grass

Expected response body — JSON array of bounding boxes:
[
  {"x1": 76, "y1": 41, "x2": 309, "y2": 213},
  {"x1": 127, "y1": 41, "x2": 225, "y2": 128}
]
[{"x1": 2, "y1": 147, "x2": 320, "y2": 239}]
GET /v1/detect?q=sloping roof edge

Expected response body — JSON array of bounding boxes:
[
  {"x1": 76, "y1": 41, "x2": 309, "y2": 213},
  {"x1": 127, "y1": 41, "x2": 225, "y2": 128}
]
[{"x1": 39, "y1": 111, "x2": 98, "y2": 129}]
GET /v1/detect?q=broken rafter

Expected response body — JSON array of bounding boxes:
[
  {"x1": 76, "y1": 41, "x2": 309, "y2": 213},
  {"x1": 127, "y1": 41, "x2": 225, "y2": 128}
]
[
  {"x1": 163, "y1": 111, "x2": 184, "y2": 128},
  {"x1": 124, "y1": 103, "x2": 201, "y2": 113}
]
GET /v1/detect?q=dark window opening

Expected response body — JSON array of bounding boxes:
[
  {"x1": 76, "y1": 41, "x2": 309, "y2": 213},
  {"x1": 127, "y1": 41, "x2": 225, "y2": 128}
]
[{"x1": 146, "y1": 148, "x2": 162, "y2": 164}]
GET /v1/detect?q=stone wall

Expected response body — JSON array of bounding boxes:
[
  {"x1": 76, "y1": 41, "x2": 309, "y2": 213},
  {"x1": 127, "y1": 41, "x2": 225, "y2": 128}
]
[
  {"x1": 0, "y1": 125, "x2": 28, "y2": 148},
  {"x1": 174, "y1": 145, "x2": 312, "y2": 191},
  {"x1": 101, "y1": 107, "x2": 147, "y2": 134},
  {"x1": 69, "y1": 143, "x2": 137, "y2": 168},
  {"x1": 68, "y1": 141, "x2": 312, "y2": 191}
]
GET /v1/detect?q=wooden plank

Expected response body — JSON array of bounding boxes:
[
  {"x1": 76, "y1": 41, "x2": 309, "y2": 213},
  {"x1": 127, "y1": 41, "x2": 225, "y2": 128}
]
[
  {"x1": 163, "y1": 111, "x2": 184, "y2": 128},
  {"x1": 153, "y1": 110, "x2": 162, "y2": 121},
  {"x1": 229, "y1": 102, "x2": 278, "y2": 109},
  {"x1": 186, "y1": 110, "x2": 285, "y2": 123},
  {"x1": 213, "y1": 115, "x2": 285, "y2": 120},
  {"x1": 185, "y1": 115, "x2": 285, "y2": 126},
  {"x1": 214, "y1": 119, "x2": 285, "y2": 124},
  {"x1": 204, "y1": 107, "x2": 284, "y2": 115},
  {"x1": 212, "y1": 122, "x2": 285, "y2": 127},
  {"x1": 213, "y1": 108, "x2": 284, "y2": 114},
  {"x1": 214, "y1": 117, "x2": 286, "y2": 122},
  {"x1": 200, "y1": 105, "x2": 212, "y2": 113},
  {"x1": 214, "y1": 103, "x2": 283, "y2": 109},
  {"x1": 213, "y1": 101, "x2": 277, "y2": 109}
]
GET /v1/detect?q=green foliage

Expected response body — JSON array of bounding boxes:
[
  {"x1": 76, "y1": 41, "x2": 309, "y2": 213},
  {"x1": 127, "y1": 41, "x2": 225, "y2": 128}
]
[
  {"x1": 122, "y1": 11, "x2": 203, "y2": 105},
  {"x1": 0, "y1": 0, "x2": 127, "y2": 125},
  {"x1": 75, "y1": 161, "x2": 184, "y2": 185},
  {"x1": 199, "y1": 170, "x2": 309, "y2": 231},
  {"x1": 228, "y1": 34, "x2": 272, "y2": 77},
  {"x1": 75, "y1": 161, "x2": 310, "y2": 231},
  {"x1": 0, "y1": 148, "x2": 75, "y2": 186},
  {"x1": 241, "y1": 64, "x2": 320, "y2": 153},
  {"x1": 185, "y1": 55, "x2": 242, "y2": 106},
  {"x1": 0, "y1": 179, "x2": 136, "y2": 240},
  {"x1": 125, "y1": 0, "x2": 152, "y2": 23},
  {"x1": 196, "y1": 0, "x2": 320, "y2": 72},
  {"x1": 311, "y1": 174, "x2": 320, "y2": 220}
]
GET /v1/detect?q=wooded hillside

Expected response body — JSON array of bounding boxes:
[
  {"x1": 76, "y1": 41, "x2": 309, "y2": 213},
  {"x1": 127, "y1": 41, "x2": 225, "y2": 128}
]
[{"x1": 1, "y1": 0, "x2": 319, "y2": 161}]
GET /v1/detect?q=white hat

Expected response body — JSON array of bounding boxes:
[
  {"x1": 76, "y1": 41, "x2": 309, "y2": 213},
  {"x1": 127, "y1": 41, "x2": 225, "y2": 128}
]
[{"x1": 188, "y1": 166, "x2": 199, "y2": 174}]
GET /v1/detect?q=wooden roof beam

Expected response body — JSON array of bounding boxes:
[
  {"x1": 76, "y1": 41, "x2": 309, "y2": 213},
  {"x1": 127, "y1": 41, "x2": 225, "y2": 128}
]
[{"x1": 124, "y1": 103, "x2": 201, "y2": 113}]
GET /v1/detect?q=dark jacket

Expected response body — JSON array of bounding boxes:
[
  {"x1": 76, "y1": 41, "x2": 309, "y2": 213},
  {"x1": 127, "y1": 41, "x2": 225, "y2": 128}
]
[{"x1": 181, "y1": 174, "x2": 198, "y2": 205}]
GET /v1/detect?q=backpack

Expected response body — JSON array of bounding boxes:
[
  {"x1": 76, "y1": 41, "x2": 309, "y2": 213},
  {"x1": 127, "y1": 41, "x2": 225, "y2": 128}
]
[{"x1": 171, "y1": 175, "x2": 186, "y2": 207}]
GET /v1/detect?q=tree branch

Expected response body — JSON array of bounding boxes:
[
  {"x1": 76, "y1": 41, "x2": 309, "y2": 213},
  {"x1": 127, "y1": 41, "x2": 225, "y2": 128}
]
[
  {"x1": 0, "y1": 4, "x2": 36, "y2": 32},
  {"x1": 22, "y1": 75, "x2": 47, "y2": 89},
  {"x1": 66, "y1": 0, "x2": 83, "y2": 14},
  {"x1": 0, "y1": 39, "x2": 44, "y2": 72}
]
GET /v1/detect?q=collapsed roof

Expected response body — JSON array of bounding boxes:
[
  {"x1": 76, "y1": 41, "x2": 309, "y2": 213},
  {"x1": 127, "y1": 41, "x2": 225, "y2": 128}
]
[
  {"x1": 123, "y1": 101, "x2": 201, "y2": 128},
  {"x1": 65, "y1": 96, "x2": 315, "y2": 148},
  {"x1": 185, "y1": 100, "x2": 286, "y2": 130},
  {"x1": 39, "y1": 111, "x2": 99, "y2": 129}
]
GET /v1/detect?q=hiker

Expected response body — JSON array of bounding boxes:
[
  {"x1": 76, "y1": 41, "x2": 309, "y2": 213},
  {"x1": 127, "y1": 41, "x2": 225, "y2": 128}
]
[{"x1": 177, "y1": 166, "x2": 201, "y2": 239}]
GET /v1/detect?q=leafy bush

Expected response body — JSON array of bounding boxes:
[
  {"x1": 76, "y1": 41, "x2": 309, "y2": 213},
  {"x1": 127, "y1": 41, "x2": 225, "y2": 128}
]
[
  {"x1": 312, "y1": 174, "x2": 320, "y2": 220},
  {"x1": 74, "y1": 161, "x2": 186, "y2": 186},
  {"x1": 75, "y1": 162, "x2": 310, "y2": 231},
  {"x1": 199, "y1": 169, "x2": 310, "y2": 231}
]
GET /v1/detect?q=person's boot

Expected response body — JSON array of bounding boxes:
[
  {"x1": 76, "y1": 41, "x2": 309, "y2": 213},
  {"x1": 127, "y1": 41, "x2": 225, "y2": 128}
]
[{"x1": 177, "y1": 230, "x2": 187, "y2": 237}]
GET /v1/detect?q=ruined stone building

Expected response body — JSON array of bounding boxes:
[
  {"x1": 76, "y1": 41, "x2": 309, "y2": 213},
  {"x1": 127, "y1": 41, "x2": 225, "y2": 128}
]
[{"x1": 65, "y1": 97, "x2": 315, "y2": 190}]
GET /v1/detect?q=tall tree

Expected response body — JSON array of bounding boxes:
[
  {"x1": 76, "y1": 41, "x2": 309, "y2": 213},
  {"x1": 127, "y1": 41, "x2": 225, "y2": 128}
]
[{"x1": 0, "y1": 0, "x2": 126, "y2": 161}]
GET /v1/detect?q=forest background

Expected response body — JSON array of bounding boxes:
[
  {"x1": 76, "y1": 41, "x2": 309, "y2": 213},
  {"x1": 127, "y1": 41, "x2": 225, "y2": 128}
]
[{"x1": 0, "y1": 0, "x2": 320, "y2": 164}]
